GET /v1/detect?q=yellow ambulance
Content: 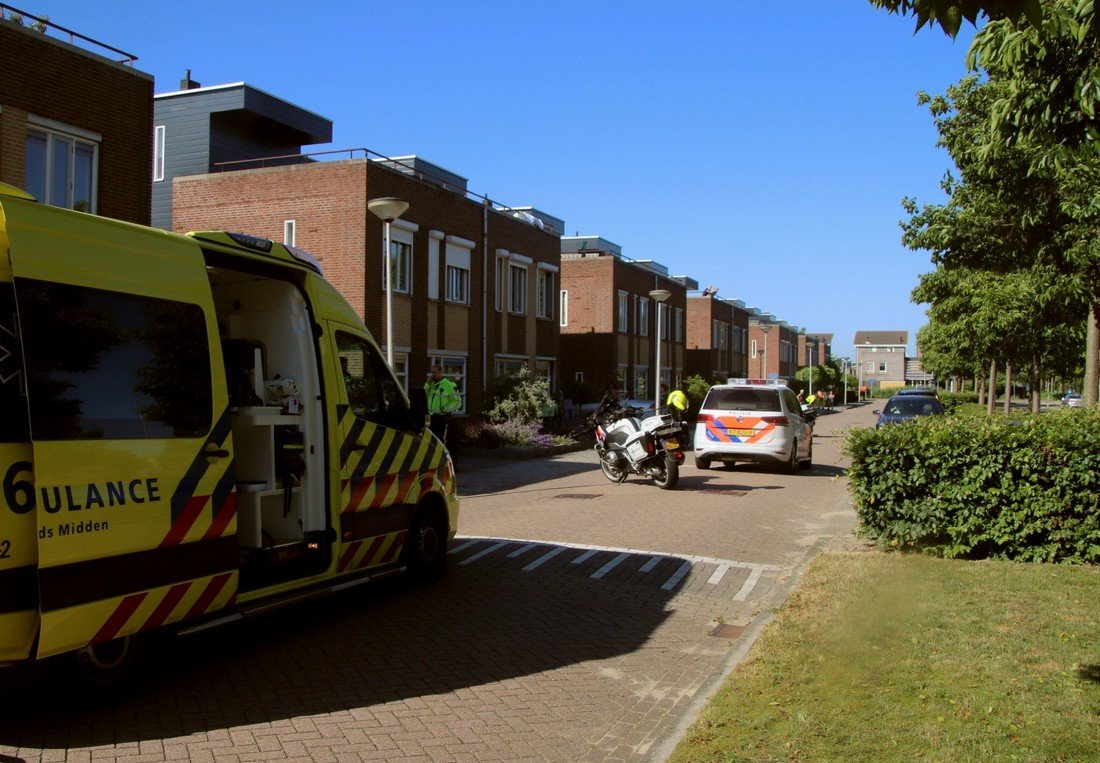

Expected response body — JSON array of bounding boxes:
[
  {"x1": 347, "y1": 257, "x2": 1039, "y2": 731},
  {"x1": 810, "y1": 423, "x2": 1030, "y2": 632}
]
[{"x1": 0, "y1": 182, "x2": 458, "y2": 684}]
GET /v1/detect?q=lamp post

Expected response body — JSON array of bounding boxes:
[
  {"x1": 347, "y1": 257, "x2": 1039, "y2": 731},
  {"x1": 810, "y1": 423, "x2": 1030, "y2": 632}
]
[
  {"x1": 368, "y1": 197, "x2": 409, "y2": 369},
  {"x1": 758, "y1": 323, "x2": 773, "y2": 379},
  {"x1": 807, "y1": 343, "x2": 814, "y2": 396},
  {"x1": 650, "y1": 289, "x2": 671, "y2": 411}
]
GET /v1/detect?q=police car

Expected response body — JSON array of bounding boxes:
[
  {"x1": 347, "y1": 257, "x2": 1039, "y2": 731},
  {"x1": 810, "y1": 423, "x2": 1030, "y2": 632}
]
[{"x1": 693, "y1": 378, "x2": 813, "y2": 472}]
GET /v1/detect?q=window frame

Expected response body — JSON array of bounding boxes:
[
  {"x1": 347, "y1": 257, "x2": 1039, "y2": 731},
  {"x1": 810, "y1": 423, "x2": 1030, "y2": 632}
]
[
  {"x1": 26, "y1": 119, "x2": 100, "y2": 214},
  {"x1": 536, "y1": 267, "x2": 554, "y2": 320},
  {"x1": 509, "y1": 262, "x2": 528, "y2": 315},
  {"x1": 153, "y1": 125, "x2": 166, "y2": 183}
]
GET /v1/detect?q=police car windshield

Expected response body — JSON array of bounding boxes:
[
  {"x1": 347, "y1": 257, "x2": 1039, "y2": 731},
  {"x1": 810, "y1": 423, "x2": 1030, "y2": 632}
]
[{"x1": 706, "y1": 388, "x2": 781, "y2": 411}]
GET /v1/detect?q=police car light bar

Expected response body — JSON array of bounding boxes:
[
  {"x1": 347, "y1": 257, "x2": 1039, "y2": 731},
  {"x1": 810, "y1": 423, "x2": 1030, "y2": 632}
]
[{"x1": 726, "y1": 378, "x2": 789, "y2": 386}]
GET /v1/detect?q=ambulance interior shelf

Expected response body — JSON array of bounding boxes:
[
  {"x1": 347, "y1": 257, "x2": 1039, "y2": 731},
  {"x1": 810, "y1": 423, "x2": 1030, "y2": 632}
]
[{"x1": 231, "y1": 406, "x2": 305, "y2": 549}]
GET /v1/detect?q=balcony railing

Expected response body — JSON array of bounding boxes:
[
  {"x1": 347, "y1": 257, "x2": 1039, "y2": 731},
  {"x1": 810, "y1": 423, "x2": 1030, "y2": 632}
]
[{"x1": 1, "y1": 3, "x2": 138, "y2": 65}]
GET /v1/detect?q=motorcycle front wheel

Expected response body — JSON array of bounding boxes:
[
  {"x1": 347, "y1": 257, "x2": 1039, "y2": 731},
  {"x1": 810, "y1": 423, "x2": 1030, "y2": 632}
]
[
  {"x1": 652, "y1": 455, "x2": 679, "y2": 490},
  {"x1": 599, "y1": 453, "x2": 629, "y2": 484}
]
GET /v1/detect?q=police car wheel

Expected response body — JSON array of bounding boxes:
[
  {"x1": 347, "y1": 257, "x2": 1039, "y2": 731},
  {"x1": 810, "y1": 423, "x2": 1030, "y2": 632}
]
[
  {"x1": 72, "y1": 634, "x2": 141, "y2": 687},
  {"x1": 406, "y1": 505, "x2": 447, "y2": 584}
]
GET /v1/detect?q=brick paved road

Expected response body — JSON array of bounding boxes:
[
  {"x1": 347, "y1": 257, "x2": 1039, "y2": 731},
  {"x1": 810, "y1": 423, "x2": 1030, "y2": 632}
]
[{"x1": 0, "y1": 405, "x2": 874, "y2": 762}]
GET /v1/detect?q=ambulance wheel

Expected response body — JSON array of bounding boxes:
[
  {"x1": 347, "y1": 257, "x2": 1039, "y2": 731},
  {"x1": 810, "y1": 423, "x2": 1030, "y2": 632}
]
[
  {"x1": 71, "y1": 634, "x2": 143, "y2": 689},
  {"x1": 406, "y1": 503, "x2": 448, "y2": 585}
]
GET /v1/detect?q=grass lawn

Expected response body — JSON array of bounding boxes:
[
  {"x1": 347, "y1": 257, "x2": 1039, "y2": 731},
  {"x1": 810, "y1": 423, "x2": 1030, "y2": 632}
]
[{"x1": 671, "y1": 552, "x2": 1100, "y2": 761}]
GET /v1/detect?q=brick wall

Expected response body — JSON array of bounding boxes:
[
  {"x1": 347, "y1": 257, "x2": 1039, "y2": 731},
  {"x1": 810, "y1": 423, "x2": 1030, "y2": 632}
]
[
  {"x1": 172, "y1": 158, "x2": 561, "y2": 412},
  {"x1": 0, "y1": 23, "x2": 153, "y2": 223}
]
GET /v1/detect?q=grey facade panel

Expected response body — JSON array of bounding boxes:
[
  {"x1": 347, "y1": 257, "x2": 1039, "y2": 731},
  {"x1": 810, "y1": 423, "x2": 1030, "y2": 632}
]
[{"x1": 152, "y1": 82, "x2": 332, "y2": 230}]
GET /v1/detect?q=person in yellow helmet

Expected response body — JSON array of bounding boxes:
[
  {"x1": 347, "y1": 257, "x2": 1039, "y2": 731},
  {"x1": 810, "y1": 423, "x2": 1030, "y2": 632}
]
[{"x1": 666, "y1": 387, "x2": 688, "y2": 423}]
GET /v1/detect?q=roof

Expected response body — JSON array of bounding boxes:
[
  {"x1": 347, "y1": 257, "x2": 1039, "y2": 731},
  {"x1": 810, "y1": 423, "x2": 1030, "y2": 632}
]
[{"x1": 854, "y1": 330, "x2": 908, "y2": 346}]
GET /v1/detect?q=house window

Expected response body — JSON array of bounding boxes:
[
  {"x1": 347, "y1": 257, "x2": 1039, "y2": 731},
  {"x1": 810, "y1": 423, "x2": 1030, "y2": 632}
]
[
  {"x1": 660, "y1": 304, "x2": 670, "y2": 340},
  {"x1": 284, "y1": 220, "x2": 296, "y2": 246},
  {"x1": 674, "y1": 307, "x2": 683, "y2": 342},
  {"x1": 429, "y1": 354, "x2": 467, "y2": 413},
  {"x1": 618, "y1": 291, "x2": 629, "y2": 332},
  {"x1": 616, "y1": 365, "x2": 628, "y2": 390},
  {"x1": 495, "y1": 356, "x2": 527, "y2": 377},
  {"x1": 879, "y1": 362, "x2": 888, "y2": 374},
  {"x1": 635, "y1": 368, "x2": 649, "y2": 399},
  {"x1": 638, "y1": 298, "x2": 649, "y2": 337},
  {"x1": 153, "y1": 125, "x2": 165, "y2": 182},
  {"x1": 26, "y1": 123, "x2": 99, "y2": 213},
  {"x1": 445, "y1": 237, "x2": 472, "y2": 305},
  {"x1": 386, "y1": 239, "x2": 412, "y2": 294},
  {"x1": 559, "y1": 290, "x2": 568, "y2": 327},
  {"x1": 535, "y1": 358, "x2": 554, "y2": 392},
  {"x1": 494, "y1": 253, "x2": 507, "y2": 311},
  {"x1": 574, "y1": 371, "x2": 584, "y2": 382},
  {"x1": 391, "y1": 352, "x2": 409, "y2": 392},
  {"x1": 509, "y1": 263, "x2": 527, "y2": 314},
  {"x1": 751, "y1": 339, "x2": 758, "y2": 359},
  {"x1": 536, "y1": 268, "x2": 554, "y2": 319},
  {"x1": 446, "y1": 265, "x2": 469, "y2": 303},
  {"x1": 867, "y1": 361, "x2": 875, "y2": 374}
]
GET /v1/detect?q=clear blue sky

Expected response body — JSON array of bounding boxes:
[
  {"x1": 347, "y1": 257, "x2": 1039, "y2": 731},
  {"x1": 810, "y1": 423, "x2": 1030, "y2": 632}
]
[{"x1": 34, "y1": 1, "x2": 976, "y2": 360}]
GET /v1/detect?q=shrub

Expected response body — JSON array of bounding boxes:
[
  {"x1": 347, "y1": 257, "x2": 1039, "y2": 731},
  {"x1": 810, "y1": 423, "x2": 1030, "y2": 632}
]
[
  {"x1": 844, "y1": 407, "x2": 1100, "y2": 563},
  {"x1": 486, "y1": 366, "x2": 555, "y2": 425}
]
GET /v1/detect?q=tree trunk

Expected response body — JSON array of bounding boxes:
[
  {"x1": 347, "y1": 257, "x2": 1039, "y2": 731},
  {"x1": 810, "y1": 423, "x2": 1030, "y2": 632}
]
[
  {"x1": 1086, "y1": 300, "x2": 1099, "y2": 406},
  {"x1": 1031, "y1": 354, "x2": 1042, "y2": 413},
  {"x1": 1004, "y1": 362, "x2": 1012, "y2": 414},
  {"x1": 987, "y1": 359, "x2": 997, "y2": 415},
  {"x1": 977, "y1": 369, "x2": 986, "y2": 406}
]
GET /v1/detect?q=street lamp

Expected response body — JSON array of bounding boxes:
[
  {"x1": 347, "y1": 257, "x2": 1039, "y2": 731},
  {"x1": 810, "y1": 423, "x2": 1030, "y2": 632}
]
[
  {"x1": 368, "y1": 197, "x2": 409, "y2": 369},
  {"x1": 758, "y1": 323, "x2": 773, "y2": 379},
  {"x1": 650, "y1": 289, "x2": 671, "y2": 411},
  {"x1": 807, "y1": 342, "x2": 814, "y2": 396}
]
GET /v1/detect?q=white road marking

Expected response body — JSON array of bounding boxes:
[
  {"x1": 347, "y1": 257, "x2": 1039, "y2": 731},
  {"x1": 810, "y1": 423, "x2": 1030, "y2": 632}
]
[
  {"x1": 571, "y1": 549, "x2": 599, "y2": 564},
  {"x1": 591, "y1": 552, "x2": 630, "y2": 579},
  {"x1": 707, "y1": 562, "x2": 732, "y2": 585},
  {"x1": 459, "y1": 540, "x2": 510, "y2": 565},
  {"x1": 506, "y1": 542, "x2": 540, "y2": 558},
  {"x1": 451, "y1": 535, "x2": 781, "y2": 600},
  {"x1": 522, "y1": 545, "x2": 567, "y2": 571},
  {"x1": 661, "y1": 560, "x2": 694, "y2": 591},
  {"x1": 734, "y1": 567, "x2": 764, "y2": 601}
]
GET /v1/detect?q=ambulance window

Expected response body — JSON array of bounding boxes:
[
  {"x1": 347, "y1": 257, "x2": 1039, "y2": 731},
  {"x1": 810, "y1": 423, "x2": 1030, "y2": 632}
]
[
  {"x1": 16, "y1": 280, "x2": 213, "y2": 440},
  {"x1": 336, "y1": 332, "x2": 408, "y2": 427},
  {"x1": 0, "y1": 283, "x2": 30, "y2": 442}
]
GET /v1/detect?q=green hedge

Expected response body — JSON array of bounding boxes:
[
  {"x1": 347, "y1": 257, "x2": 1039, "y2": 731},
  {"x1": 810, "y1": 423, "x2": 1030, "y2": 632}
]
[{"x1": 844, "y1": 407, "x2": 1100, "y2": 563}]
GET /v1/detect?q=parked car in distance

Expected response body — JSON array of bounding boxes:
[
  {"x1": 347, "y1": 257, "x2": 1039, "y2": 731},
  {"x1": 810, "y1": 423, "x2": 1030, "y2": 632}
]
[
  {"x1": 895, "y1": 386, "x2": 940, "y2": 400},
  {"x1": 873, "y1": 394, "x2": 945, "y2": 428},
  {"x1": 1061, "y1": 391, "x2": 1084, "y2": 408},
  {"x1": 694, "y1": 379, "x2": 813, "y2": 471}
]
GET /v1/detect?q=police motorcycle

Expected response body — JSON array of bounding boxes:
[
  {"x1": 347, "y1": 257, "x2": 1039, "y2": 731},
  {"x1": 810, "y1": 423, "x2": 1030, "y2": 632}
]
[{"x1": 589, "y1": 400, "x2": 685, "y2": 490}]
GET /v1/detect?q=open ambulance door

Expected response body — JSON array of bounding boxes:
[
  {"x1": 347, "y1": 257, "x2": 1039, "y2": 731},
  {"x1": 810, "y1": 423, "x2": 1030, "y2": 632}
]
[{"x1": 5, "y1": 199, "x2": 239, "y2": 664}]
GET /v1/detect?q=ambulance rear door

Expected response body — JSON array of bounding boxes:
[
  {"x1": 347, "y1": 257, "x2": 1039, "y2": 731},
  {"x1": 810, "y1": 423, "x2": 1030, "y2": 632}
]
[{"x1": 5, "y1": 199, "x2": 238, "y2": 658}]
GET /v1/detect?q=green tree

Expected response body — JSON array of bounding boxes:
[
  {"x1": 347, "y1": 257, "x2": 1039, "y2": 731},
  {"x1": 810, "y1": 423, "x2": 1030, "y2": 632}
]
[{"x1": 876, "y1": 0, "x2": 1100, "y2": 403}]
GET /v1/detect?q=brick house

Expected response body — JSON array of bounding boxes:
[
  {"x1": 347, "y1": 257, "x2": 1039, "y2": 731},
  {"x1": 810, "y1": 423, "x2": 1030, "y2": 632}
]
[
  {"x1": 854, "y1": 330, "x2": 909, "y2": 391},
  {"x1": 799, "y1": 332, "x2": 833, "y2": 367},
  {"x1": 685, "y1": 294, "x2": 750, "y2": 382},
  {"x1": 559, "y1": 237, "x2": 688, "y2": 403},
  {"x1": 172, "y1": 150, "x2": 561, "y2": 414},
  {"x1": 0, "y1": 15, "x2": 153, "y2": 223},
  {"x1": 748, "y1": 317, "x2": 800, "y2": 381}
]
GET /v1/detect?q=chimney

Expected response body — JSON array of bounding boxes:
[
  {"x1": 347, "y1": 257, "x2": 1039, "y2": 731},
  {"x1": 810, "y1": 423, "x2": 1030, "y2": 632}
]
[{"x1": 180, "y1": 69, "x2": 201, "y2": 90}]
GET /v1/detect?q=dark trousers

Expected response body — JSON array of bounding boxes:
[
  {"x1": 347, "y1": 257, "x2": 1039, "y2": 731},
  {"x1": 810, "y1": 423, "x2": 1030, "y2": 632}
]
[{"x1": 429, "y1": 414, "x2": 449, "y2": 444}]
